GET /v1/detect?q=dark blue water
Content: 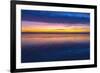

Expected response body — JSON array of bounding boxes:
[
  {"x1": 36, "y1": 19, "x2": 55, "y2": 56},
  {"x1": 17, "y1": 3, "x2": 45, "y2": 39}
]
[{"x1": 21, "y1": 34, "x2": 90, "y2": 63}]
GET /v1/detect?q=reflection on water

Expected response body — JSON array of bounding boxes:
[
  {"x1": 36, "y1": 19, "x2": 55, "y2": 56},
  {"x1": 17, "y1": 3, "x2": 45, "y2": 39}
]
[
  {"x1": 22, "y1": 34, "x2": 89, "y2": 44},
  {"x1": 21, "y1": 33, "x2": 90, "y2": 63}
]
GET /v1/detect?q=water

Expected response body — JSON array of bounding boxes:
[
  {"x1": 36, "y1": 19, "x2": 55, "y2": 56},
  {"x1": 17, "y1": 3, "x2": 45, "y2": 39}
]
[{"x1": 21, "y1": 33, "x2": 90, "y2": 63}]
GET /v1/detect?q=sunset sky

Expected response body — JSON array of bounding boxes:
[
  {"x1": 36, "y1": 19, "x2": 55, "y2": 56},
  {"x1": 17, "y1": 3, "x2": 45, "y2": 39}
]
[{"x1": 21, "y1": 10, "x2": 90, "y2": 33}]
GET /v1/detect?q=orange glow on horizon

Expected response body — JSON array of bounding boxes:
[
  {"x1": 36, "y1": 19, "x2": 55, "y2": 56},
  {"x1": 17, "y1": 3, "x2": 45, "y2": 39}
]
[
  {"x1": 22, "y1": 26, "x2": 90, "y2": 33},
  {"x1": 22, "y1": 21, "x2": 90, "y2": 33}
]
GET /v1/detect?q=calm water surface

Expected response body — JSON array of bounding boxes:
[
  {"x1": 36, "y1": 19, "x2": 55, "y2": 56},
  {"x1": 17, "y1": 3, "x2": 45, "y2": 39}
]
[{"x1": 21, "y1": 33, "x2": 90, "y2": 63}]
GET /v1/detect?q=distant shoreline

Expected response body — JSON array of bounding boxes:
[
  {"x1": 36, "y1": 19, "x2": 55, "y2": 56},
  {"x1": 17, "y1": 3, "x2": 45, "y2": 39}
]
[{"x1": 22, "y1": 32, "x2": 90, "y2": 34}]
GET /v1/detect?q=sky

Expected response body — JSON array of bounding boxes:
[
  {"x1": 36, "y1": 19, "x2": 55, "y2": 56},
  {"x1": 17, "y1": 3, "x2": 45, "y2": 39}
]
[{"x1": 21, "y1": 10, "x2": 90, "y2": 33}]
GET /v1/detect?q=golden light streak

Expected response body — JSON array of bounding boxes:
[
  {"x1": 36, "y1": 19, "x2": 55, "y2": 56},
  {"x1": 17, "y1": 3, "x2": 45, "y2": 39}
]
[
  {"x1": 22, "y1": 21, "x2": 90, "y2": 33},
  {"x1": 22, "y1": 26, "x2": 90, "y2": 33}
]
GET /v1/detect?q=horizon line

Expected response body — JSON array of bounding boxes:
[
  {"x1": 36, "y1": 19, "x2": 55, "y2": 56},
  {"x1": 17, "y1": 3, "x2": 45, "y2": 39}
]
[{"x1": 21, "y1": 32, "x2": 90, "y2": 34}]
